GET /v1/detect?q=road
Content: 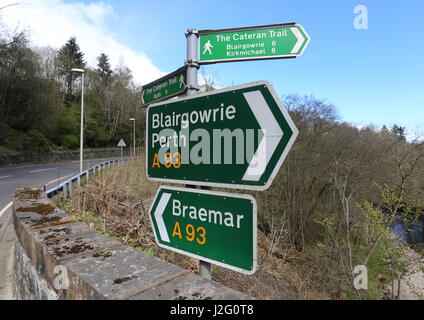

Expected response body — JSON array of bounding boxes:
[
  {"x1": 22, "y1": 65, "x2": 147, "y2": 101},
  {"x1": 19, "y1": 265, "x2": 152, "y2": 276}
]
[
  {"x1": 0, "y1": 158, "x2": 118, "y2": 300},
  {"x1": 0, "y1": 158, "x2": 115, "y2": 209}
]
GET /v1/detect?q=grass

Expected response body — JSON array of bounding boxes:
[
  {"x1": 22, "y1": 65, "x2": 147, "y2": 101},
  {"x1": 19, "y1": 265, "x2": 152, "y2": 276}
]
[
  {"x1": 57, "y1": 157, "x2": 325, "y2": 299},
  {"x1": 0, "y1": 146, "x2": 20, "y2": 156},
  {"x1": 356, "y1": 244, "x2": 391, "y2": 299},
  {"x1": 56, "y1": 155, "x2": 401, "y2": 300}
]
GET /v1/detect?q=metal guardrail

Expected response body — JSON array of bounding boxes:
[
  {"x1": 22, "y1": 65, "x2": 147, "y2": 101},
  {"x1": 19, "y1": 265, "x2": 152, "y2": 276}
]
[{"x1": 45, "y1": 158, "x2": 128, "y2": 198}]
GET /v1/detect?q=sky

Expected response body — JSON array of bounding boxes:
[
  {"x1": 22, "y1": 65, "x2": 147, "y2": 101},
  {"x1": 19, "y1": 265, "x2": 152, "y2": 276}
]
[{"x1": 1, "y1": 0, "x2": 423, "y2": 135}]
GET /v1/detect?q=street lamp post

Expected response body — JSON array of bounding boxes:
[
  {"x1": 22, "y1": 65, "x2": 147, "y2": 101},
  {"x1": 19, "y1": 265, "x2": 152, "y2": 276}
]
[
  {"x1": 129, "y1": 118, "x2": 136, "y2": 158},
  {"x1": 71, "y1": 68, "x2": 85, "y2": 173}
]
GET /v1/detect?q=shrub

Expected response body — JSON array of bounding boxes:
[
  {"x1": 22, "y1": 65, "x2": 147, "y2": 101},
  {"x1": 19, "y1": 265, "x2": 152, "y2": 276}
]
[
  {"x1": 60, "y1": 135, "x2": 79, "y2": 148},
  {"x1": 27, "y1": 130, "x2": 51, "y2": 153}
]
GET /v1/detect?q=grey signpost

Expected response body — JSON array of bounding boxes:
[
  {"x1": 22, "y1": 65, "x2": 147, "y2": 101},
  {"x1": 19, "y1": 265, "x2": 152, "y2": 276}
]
[
  {"x1": 117, "y1": 138, "x2": 127, "y2": 161},
  {"x1": 184, "y1": 29, "x2": 213, "y2": 279}
]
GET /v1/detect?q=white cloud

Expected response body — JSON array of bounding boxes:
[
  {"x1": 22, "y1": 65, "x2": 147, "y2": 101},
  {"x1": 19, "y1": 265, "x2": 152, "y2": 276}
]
[{"x1": 0, "y1": 0, "x2": 164, "y2": 84}]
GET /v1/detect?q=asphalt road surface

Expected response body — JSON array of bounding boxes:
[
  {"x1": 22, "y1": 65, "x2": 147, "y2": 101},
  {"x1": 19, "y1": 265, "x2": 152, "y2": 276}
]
[
  {"x1": 0, "y1": 157, "x2": 118, "y2": 299},
  {"x1": 0, "y1": 158, "x2": 117, "y2": 210}
]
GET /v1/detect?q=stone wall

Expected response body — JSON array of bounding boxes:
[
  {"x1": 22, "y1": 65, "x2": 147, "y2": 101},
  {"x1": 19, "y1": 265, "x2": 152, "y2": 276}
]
[
  {"x1": 12, "y1": 187, "x2": 251, "y2": 300},
  {"x1": 1, "y1": 149, "x2": 124, "y2": 167}
]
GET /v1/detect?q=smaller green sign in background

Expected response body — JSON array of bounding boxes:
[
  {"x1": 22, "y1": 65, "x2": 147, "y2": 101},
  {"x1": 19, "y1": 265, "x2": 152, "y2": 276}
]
[{"x1": 141, "y1": 66, "x2": 187, "y2": 106}]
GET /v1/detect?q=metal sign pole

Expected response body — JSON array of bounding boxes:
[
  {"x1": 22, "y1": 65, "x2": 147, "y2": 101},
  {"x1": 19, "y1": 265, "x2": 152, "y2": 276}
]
[
  {"x1": 185, "y1": 29, "x2": 199, "y2": 96},
  {"x1": 133, "y1": 119, "x2": 136, "y2": 158},
  {"x1": 117, "y1": 139, "x2": 127, "y2": 161},
  {"x1": 80, "y1": 72, "x2": 84, "y2": 173},
  {"x1": 185, "y1": 29, "x2": 212, "y2": 280}
]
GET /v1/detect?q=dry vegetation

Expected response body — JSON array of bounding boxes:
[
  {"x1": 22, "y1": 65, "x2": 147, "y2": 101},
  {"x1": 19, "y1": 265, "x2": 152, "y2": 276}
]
[
  {"x1": 58, "y1": 95, "x2": 424, "y2": 300},
  {"x1": 59, "y1": 159, "x2": 321, "y2": 299}
]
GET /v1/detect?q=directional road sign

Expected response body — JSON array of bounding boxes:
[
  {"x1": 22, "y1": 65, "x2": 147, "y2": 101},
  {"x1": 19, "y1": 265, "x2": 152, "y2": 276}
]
[
  {"x1": 117, "y1": 139, "x2": 127, "y2": 147},
  {"x1": 146, "y1": 80, "x2": 298, "y2": 190},
  {"x1": 150, "y1": 186, "x2": 257, "y2": 274},
  {"x1": 117, "y1": 138, "x2": 127, "y2": 160},
  {"x1": 141, "y1": 66, "x2": 187, "y2": 106},
  {"x1": 198, "y1": 23, "x2": 310, "y2": 64}
]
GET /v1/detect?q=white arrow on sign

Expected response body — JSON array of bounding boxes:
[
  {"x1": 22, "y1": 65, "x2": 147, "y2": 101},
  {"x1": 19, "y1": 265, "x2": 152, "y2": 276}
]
[
  {"x1": 290, "y1": 27, "x2": 306, "y2": 54},
  {"x1": 117, "y1": 139, "x2": 127, "y2": 147},
  {"x1": 152, "y1": 192, "x2": 171, "y2": 242},
  {"x1": 242, "y1": 90, "x2": 283, "y2": 182},
  {"x1": 141, "y1": 90, "x2": 145, "y2": 105}
]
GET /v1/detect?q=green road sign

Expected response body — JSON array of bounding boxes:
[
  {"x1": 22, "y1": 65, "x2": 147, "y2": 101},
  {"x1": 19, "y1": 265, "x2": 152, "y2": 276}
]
[
  {"x1": 146, "y1": 80, "x2": 298, "y2": 191},
  {"x1": 141, "y1": 66, "x2": 187, "y2": 106},
  {"x1": 149, "y1": 186, "x2": 257, "y2": 274},
  {"x1": 198, "y1": 23, "x2": 310, "y2": 64}
]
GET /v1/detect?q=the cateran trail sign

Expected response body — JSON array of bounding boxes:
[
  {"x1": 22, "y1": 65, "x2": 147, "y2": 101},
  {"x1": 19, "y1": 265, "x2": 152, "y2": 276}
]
[
  {"x1": 141, "y1": 66, "x2": 187, "y2": 106},
  {"x1": 199, "y1": 23, "x2": 310, "y2": 64},
  {"x1": 149, "y1": 186, "x2": 257, "y2": 274},
  {"x1": 146, "y1": 80, "x2": 299, "y2": 190}
]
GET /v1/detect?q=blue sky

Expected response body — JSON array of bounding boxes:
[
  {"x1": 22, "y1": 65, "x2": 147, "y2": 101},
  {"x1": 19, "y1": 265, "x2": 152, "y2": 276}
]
[{"x1": 4, "y1": 0, "x2": 424, "y2": 133}]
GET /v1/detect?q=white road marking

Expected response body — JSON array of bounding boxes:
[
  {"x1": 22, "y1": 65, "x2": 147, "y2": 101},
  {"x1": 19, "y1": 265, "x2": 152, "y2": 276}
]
[
  {"x1": 0, "y1": 175, "x2": 11, "y2": 179},
  {"x1": 0, "y1": 202, "x2": 13, "y2": 218},
  {"x1": 29, "y1": 168, "x2": 57, "y2": 174},
  {"x1": 45, "y1": 174, "x2": 74, "y2": 187}
]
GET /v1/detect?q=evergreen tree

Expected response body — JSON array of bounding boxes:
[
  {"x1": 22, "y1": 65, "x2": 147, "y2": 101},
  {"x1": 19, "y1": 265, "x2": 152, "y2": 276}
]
[
  {"x1": 58, "y1": 37, "x2": 85, "y2": 98},
  {"x1": 96, "y1": 53, "x2": 113, "y2": 85},
  {"x1": 380, "y1": 125, "x2": 389, "y2": 136},
  {"x1": 391, "y1": 124, "x2": 406, "y2": 142}
]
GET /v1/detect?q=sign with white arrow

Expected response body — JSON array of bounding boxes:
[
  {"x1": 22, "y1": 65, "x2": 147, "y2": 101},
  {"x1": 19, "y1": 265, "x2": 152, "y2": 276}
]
[
  {"x1": 150, "y1": 186, "x2": 257, "y2": 274},
  {"x1": 146, "y1": 80, "x2": 298, "y2": 190},
  {"x1": 198, "y1": 23, "x2": 310, "y2": 64}
]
